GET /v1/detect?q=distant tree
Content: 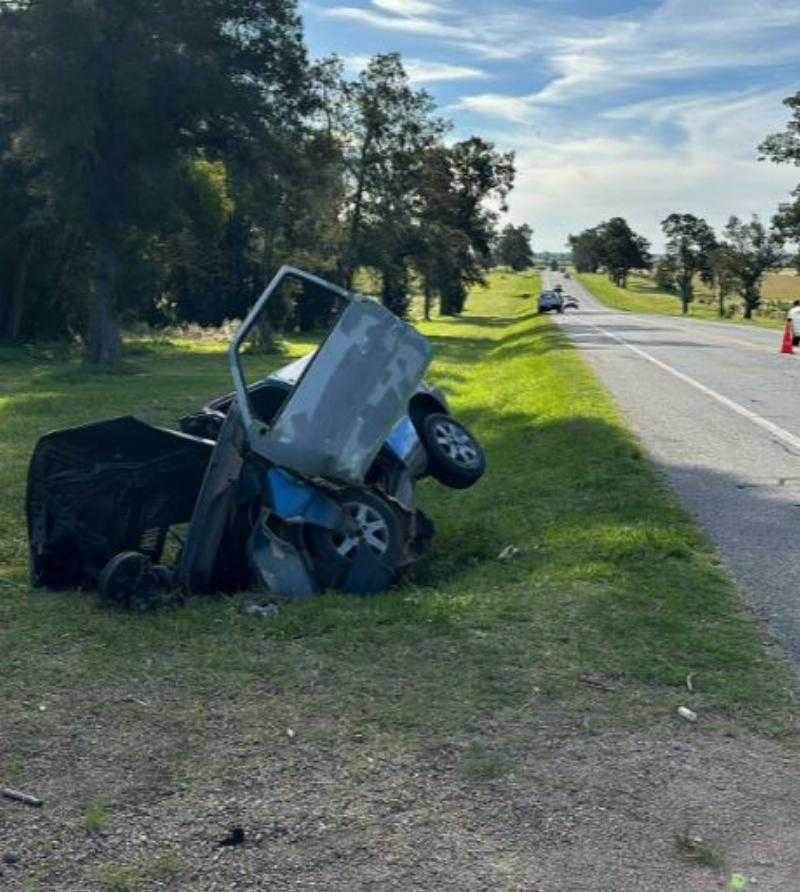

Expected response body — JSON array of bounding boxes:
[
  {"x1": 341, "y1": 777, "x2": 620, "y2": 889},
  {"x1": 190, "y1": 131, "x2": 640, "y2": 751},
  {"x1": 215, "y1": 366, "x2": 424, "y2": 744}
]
[
  {"x1": 660, "y1": 214, "x2": 717, "y2": 314},
  {"x1": 708, "y1": 245, "x2": 739, "y2": 318},
  {"x1": 568, "y1": 228, "x2": 605, "y2": 273},
  {"x1": 759, "y1": 92, "x2": 800, "y2": 267},
  {"x1": 0, "y1": 0, "x2": 308, "y2": 362},
  {"x1": 496, "y1": 223, "x2": 534, "y2": 271},
  {"x1": 654, "y1": 257, "x2": 677, "y2": 293},
  {"x1": 718, "y1": 215, "x2": 785, "y2": 319},
  {"x1": 594, "y1": 217, "x2": 651, "y2": 288}
]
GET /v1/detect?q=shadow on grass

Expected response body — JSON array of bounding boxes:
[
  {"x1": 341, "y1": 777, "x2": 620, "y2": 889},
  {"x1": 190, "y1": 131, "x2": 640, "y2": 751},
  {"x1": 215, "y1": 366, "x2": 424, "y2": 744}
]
[
  {"x1": 1, "y1": 408, "x2": 794, "y2": 736},
  {"x1": 0, "y1": 312, "x2": 795, "y2": 748}
]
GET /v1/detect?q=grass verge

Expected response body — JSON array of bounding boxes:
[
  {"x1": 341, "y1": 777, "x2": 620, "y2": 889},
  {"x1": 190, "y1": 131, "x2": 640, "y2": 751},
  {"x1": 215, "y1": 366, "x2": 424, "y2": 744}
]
[
  {"x1": 577, "y1": 272, "x2": 791, "y2": 330},
  {"x1": 0, "y1": 270, "x2": 796, "y2": 888}
]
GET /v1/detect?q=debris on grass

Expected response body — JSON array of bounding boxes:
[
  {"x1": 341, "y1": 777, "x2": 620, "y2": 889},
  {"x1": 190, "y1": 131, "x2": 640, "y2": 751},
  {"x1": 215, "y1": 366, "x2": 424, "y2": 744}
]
[
  {"x1": 217, "y1": 827, "x2": 245, "y2": 848},
  {"x1": 678, "y1": 706, "x2": 698, "y2": 723},
  {"x1": 497, "y1": 545, "x2": 520, "y2": 560},
  {"x1": 1, "y1": 787, "x2": 43, "y2": 808},
  {"x1": 674, "y1": 827, "x2": 725, "y2": 868}
]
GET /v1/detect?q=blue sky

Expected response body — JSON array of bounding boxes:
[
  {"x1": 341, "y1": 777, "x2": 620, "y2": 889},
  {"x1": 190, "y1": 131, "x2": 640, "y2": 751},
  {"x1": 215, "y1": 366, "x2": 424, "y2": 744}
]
[{"x1": 300, "y1": 0, "x2": 800, "y2": 251}]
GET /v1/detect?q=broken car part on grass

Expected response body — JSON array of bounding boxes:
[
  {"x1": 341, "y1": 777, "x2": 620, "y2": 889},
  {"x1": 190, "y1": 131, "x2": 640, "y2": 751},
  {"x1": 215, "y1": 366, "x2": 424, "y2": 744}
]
[{"x1": 27, "y1": 266, "x2": 486, "y2": 608}]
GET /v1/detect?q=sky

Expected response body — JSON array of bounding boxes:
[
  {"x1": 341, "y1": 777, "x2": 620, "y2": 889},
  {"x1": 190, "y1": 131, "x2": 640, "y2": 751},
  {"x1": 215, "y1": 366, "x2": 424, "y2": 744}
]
[{"x1": 299, "y1": 0, "x2": 800, "y2": 251}]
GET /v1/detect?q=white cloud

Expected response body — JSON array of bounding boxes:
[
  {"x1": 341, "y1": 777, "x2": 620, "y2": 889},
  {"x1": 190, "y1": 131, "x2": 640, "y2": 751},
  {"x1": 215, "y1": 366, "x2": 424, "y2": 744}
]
[
  {"x1": 504, "y1": 89, "x2": 799, "y2": 250},
  {"x1": 311, "y1": 0, "x2": 800, "y2": 250},
  {"x1": 450, "y1": 93, "x2": 534, "y2": 123},
  {"x1": 324, "y1": 6, "x2": 469, "y2": 39},
  {"x1": 343, "y1": 54, "x2": 486, "y2": 83},
  {"x1": 326, "y1": 0, "x2": 800, "y2": 98},
  {"x1": 403, "y1": 59, "x2": 487, "y2": 83},
  {"x1": 372, "y1": 0, "x2": 445, "y2": 15},
  {"x1": 527, "y1": 0, "x2": 800, "y2": 105}
]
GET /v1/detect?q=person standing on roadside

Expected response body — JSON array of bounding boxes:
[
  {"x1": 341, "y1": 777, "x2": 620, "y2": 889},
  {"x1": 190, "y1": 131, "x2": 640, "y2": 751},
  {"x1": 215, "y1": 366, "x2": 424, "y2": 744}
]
[{"x1": 788, "y1": 300, "x2": 800, "y2": 346}]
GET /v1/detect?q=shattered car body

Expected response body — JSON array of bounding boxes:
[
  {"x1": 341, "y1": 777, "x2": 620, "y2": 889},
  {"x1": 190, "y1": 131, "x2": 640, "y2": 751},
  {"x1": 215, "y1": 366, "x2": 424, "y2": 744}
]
[{"x1": 27, "y1": 266, "x2": 486, "y2": 606}]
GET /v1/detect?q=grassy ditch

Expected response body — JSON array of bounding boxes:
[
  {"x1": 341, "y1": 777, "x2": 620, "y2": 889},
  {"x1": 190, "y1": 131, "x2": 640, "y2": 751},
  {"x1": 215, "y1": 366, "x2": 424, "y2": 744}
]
[{"x1": 0, "y1": 270, "x2": 796, "y2": 888}]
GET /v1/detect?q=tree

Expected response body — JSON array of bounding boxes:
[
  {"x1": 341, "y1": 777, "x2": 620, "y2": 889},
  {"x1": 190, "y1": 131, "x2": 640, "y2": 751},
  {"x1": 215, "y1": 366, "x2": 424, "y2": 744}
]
[
  {"x1": 654, "y1": 257, "x2": 677, "y2": 293},
  {"x1": 660, "y1": 214, "x2": 717, "y2": 314},
  {"x1": 759, "y1": 92, "x2": 800, "y2": 264},
  {"x1": 708, "y1": 245, "x2": 738, "y2": 318},
  {"x1": 0, "y1": 0, "x2": 308, "y2": 362},
  {"x1": 413, "y1": 137, "x2": 514, "y2": 317},
  {"x1": 595, "y1": 217, "x2": 651, "y2": 288},
  {"x1": 568, "y1": 228, "x2": 605, "y2": 273},
  {"x1": 496, "y1": 223, "x2": 534, "y2": 271},
  {"x1": 338, "y1": 53, "x2": 445, "y2": 303},
  {"x1": 718, "y1": 216, "x2": 785, "y2": 319}
]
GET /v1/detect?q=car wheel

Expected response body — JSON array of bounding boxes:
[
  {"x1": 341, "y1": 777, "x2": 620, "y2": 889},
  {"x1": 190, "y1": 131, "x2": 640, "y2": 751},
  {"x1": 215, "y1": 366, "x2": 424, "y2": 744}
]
[
  {"x1": 98, "y1": 551, "x2": 167, "y2": 610},
  {"x1": 305, "y1": 488, "x2": 405, "y2": 589},
  {"x1": 419, "y1": 413, "x2": 486, "y2": 489}
]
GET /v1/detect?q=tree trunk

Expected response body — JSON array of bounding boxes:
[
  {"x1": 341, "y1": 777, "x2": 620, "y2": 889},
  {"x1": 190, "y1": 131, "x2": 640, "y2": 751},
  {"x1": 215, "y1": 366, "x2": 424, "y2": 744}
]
[
  {"x1": 718, "y1": 289, "x2": 725, "y2": 318},
  {"x1": 343, "y1": 131, "x2": 374, "y2": 289},
  {"x1": 679, "y1": 279, "x2": 690, "y2": 314},
  {"x1": 5, "y1": 239, "x2": 34, "y2": 341},
  {"x1": 743, "y1": 303, "x2": 753, "y2": 320},
  {"x1": 85, "y1": 238, "x2": 123, "y2": 364}
]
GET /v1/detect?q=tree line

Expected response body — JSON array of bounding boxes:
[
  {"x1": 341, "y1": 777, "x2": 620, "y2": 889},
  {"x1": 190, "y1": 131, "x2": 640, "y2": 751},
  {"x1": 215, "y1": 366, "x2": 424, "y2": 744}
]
[
  {"x1": 0, "y1": 1, "x2": 516, "y2": 362},
  {"x1": 568, "y1": 91, "x2": 800, "y2": 319}
]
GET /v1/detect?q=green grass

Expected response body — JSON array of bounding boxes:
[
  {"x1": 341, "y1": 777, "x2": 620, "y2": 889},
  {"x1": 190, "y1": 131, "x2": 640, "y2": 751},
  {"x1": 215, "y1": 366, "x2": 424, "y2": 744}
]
[
  {"x1": 84, "y1": 795, "x2": 107, "y2": 833},
  {"x1": 0, "y1": 271, "x2": 795, "y2": 885},
  {"x1": 674, "y1": 827, "x2": 726, "y2": 869},
  {"x1": 578, "y1": 272, "x2": 796, "y2": 330}
]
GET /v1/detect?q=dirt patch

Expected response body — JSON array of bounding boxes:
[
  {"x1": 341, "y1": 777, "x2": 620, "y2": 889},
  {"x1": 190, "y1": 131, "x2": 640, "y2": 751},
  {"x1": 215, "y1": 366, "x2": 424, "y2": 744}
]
[{"x1": 2, "y1": 713, "x2": 799, "y2": 890}]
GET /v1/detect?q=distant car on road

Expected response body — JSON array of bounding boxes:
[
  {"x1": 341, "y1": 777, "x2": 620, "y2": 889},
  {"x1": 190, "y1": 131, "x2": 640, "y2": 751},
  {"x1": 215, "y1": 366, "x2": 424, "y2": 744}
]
[{"x1": 538, "y1": 290, "x2": 564, "y2": 314}]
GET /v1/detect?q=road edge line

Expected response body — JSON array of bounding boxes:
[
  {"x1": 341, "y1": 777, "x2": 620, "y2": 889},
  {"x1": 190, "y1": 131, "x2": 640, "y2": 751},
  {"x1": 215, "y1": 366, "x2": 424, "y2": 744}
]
[{"x1": 585, "y1": 321, "x2": 800, "y2": 454}]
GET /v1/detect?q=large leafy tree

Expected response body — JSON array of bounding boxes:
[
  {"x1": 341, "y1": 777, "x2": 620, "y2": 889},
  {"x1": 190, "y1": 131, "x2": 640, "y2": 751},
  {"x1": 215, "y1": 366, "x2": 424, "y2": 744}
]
[
  {"x1": 338, "y1": 53, "x2": 445, "y2": 304},
  {"x1": 718, "y1": 216, "x2": 785, "y2": 319},
  {"x1": 496, "y1": 223, "x2": 534, "y2": 271},
  {"x1": 0, "y1": 0, "x2": 308, "y2": 362},
  {"x1": 414, "y1": 138, "x2": 515, "y2": 317},
  {"x1": 660, "y1": 213, "x2": 717, "y2": 314}
]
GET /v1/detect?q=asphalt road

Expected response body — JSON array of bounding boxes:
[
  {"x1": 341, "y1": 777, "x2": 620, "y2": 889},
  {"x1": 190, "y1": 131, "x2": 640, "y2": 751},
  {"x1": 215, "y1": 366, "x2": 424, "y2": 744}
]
[{"x1": 545, "y1": 271, "x2": 800, "y2": 664}]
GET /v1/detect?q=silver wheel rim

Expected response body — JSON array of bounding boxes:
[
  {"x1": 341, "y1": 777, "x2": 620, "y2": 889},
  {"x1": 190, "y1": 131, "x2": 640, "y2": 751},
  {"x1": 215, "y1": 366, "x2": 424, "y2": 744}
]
[
  {"x1": 332, "y1": 502, "x2": 390, "y2": 559},
  {"x1": 432, "y1": 420, "x2": 480, "y2": 469}
]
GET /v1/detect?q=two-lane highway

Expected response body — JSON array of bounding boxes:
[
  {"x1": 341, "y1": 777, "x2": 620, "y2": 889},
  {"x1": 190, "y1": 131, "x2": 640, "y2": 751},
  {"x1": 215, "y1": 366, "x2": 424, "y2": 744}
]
[{"x1": 547, "y1": 272, "x2": 800, "y2": 662}]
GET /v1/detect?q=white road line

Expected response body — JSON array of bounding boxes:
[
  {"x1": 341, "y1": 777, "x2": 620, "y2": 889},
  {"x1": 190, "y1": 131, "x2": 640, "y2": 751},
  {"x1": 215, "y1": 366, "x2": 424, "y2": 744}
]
[{"x1": 575, "y1": 318, "x2": 800, "y2": 454}]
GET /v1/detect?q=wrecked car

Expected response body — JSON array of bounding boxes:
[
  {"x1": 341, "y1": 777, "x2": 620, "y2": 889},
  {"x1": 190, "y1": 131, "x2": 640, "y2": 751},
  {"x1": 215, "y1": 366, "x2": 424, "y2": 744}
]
[{"x1": 26, "y1": 266, "x2": 486, "y2": 608}]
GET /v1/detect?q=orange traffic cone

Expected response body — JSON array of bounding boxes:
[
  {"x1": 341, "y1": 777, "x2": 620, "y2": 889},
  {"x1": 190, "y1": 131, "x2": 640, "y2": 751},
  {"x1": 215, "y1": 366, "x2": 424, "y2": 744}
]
[{"x1": 781, "y1": 320, "x2": 795, "y2": 354}]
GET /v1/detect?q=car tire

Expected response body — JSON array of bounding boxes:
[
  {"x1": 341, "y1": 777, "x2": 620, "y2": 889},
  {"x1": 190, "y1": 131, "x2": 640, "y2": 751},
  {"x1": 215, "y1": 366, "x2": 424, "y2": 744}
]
[
  {"x1": 419, "y1": 413, "x2": 486, "y2": 489},
  {"x1": 98, "y1": 551, "x2": 167, "y2": 610},
  {"x1": 305, "y1": 488, "x2": 405, "y2": 589}
]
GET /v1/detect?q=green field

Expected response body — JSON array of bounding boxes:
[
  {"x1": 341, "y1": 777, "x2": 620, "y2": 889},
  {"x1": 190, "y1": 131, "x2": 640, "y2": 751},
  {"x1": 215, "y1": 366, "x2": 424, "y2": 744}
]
[
  {"x1": 0, "y1": 271, "x2": 795, "y2": 888},
  {"x1": 577, "y1": 271, "x2": 799, "y2": 329}
]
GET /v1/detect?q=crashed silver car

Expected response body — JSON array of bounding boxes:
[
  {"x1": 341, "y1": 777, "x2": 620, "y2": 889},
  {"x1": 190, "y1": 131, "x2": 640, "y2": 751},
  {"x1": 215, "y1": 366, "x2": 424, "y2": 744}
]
[{"x1": 27, "y1": 267, "x2": 486, "y2": 607}]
